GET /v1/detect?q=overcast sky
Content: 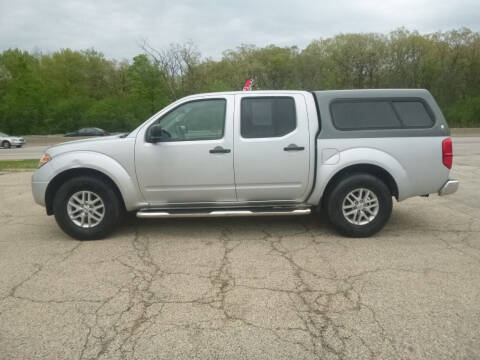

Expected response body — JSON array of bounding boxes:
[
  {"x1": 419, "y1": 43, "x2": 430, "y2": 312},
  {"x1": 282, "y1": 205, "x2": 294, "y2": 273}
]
[{"x1": 1, "y1": 0, "x2": 479, "y2": 61}]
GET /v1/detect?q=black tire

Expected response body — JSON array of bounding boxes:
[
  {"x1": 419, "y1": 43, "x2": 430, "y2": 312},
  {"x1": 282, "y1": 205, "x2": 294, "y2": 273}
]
[
  {"x1": 2, "y1": 141, "x2": 11, "y2": 149},
  {"x1": 53, "y1": 176, "x2": 122, "y2": 240},
  {"x1": 325, "y1": 173, "x2": 392, "y2": 237}
]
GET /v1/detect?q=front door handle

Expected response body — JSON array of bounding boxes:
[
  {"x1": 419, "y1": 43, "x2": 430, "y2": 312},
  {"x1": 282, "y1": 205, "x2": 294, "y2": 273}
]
[
  {"x1": 209, "y1": 146, "x2": 231, "y2": 154},
  {"x1": 284, "y1": 144, "x2": 305, "y2": 151}
]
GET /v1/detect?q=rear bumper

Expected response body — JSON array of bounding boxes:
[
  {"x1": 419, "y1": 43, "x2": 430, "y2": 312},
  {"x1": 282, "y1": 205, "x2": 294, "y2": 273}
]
[{"x1": 438, "y1": 179, "x2": 459, "y2": 196}]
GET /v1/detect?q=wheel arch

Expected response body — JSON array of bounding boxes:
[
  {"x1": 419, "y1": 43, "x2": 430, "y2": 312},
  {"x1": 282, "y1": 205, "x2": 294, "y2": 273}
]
[
  {"x1": 40, "y1": 150, "x2": 147, "y2": 214},
  {"x1": 306, "y1": 145, "x2": 411, "y2": 206},
  {"x1": 320, "y1": 163, "x2": 399, "y2": 209},
  {"x1": 45, "y1": 168, "x2": 126, "y2": 215}
]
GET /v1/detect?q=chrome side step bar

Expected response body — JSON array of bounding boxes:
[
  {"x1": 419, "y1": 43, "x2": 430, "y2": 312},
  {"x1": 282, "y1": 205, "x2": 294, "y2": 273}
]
[{"x1": 136, "y1": 208, "x2": 311, "y2": 219}]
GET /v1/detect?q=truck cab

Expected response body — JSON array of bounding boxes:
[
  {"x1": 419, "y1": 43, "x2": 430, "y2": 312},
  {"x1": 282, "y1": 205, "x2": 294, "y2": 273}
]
[{"x1": 134, "y1": 91, "x2": 317, "y2": 205}]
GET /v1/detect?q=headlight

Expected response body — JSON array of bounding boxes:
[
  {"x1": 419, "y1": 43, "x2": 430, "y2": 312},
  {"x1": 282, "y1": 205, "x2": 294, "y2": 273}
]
[{"x1": 38, "y1": 154, "x2": 51, "y2": 168}]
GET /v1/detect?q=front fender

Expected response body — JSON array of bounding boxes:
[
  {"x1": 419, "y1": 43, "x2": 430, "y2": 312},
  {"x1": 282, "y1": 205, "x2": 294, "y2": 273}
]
[
  {"x1": 33, "y1": 151, "x2": 145, "y2": 211},
  {"x1": 307, "y1": 147, "x2": 411, "y2": 205}
]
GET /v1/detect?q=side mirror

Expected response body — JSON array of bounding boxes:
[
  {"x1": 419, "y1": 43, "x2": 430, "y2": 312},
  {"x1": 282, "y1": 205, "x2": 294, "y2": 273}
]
[{"x1": 147, "y1": 124, "x2": 170, "y2": 143}]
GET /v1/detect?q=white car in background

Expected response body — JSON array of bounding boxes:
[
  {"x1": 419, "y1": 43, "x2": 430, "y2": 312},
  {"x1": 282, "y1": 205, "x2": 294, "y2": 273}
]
[{"x1": 0, "y1": 132, "x2": 25, "y2": 148}]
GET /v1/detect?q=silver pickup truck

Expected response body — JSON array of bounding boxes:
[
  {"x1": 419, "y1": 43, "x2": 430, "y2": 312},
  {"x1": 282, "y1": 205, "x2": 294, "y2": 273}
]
[{"x1": 32, "y1": 89, "x2": 458, "y2": 240}]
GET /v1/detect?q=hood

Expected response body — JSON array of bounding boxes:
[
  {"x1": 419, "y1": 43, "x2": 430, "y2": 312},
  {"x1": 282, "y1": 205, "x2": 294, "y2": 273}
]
[{"x1": 46, "y1": 134, "x2": 126, "y2": 156}]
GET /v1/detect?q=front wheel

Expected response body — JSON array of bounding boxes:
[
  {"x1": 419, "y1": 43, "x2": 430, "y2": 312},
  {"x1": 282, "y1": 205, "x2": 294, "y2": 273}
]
[
  {"x1": 53, "y1": 176, "x2": 122, "y2": 240},
  {"x1": 325, "y1": 173, "x2": 392, "y2": 237},
  {"x1": 2, "y1": 141, "x2": 11, "y2": 149}
]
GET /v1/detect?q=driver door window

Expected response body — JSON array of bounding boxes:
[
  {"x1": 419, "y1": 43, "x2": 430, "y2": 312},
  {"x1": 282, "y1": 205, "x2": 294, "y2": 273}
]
[{"x1": 152, "y1": 99, "x2": 226, "y2": 141}]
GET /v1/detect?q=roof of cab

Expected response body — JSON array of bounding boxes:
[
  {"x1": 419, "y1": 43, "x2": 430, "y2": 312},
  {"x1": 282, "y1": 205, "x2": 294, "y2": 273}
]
[
  {"x1": 180, "y1": 90, "x2": 311, "y2": 98},
  {"x1": 180, "y1": 89, "x2": 433, "y2": 102}
]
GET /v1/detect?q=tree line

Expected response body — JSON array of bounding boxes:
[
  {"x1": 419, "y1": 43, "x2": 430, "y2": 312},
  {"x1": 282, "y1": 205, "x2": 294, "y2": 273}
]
[{"x1": 1, "y1": 28, "x2": 479, "y2": 135}]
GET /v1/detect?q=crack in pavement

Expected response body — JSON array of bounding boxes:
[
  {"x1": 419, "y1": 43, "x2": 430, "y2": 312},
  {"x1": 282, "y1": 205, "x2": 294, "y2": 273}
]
[{"x1": 1, "y1": 169, "x2": 480, "y2": 359}]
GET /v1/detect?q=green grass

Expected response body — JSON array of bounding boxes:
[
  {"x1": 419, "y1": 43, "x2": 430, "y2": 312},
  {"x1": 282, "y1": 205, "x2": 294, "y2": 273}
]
[{"x1": 0, "y1": 159, "x2": 38, "y2": 171}]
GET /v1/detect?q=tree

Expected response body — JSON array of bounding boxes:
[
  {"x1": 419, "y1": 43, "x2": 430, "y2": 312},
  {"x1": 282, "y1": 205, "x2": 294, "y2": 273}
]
[
  {"x1": 126, "y1": 54, "x2": 170, "y2": 120},
  {"x1": 1, "y1": 28, "x2": 480, "y2": 134},
  {"x1": 140, "y1": 40, "x2": 201, "y2": 99}
]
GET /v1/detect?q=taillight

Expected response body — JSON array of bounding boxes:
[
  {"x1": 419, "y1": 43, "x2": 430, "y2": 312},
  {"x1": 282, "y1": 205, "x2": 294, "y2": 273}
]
[{"x1": 442, "y1": 138, "x2": 453, "y2": 169}]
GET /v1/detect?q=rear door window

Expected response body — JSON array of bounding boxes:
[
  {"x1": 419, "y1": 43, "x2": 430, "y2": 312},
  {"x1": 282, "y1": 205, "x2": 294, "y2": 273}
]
[{"x1": 241, "y1": 97, "x2": 296, "y2": 138}]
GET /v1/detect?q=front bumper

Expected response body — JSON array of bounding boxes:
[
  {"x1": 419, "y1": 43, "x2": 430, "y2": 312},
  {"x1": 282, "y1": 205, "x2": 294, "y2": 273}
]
[
  {"x1": 11, "y1": 139, "x2": 25, "y2": 146},
  {"x1": 438, "y1": 179, "x2": 459, "y2": 196},
  {"x1": 32, "y1": 180, "x2": 48, "y2": 206},
  {"x1": 31, "y1": 163, "x2": 53, "y2": 207}
]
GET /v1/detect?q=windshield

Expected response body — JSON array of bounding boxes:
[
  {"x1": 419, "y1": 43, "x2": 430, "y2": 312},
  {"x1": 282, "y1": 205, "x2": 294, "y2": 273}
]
[{"x1": 0, "y1": 132, "x2": 8, "y2": 137}]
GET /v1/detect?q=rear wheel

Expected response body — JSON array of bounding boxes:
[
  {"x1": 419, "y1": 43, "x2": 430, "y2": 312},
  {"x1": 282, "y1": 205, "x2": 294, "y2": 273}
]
[
  {"x1": 325, "y1": 173, "x2": 392, "y2": 237},
  {"x1": 2, "y1": 141, "x2": 10, "y2": 149},
  {"x1": 53, "y1": 176, "x2": 122, "y2": 240}
]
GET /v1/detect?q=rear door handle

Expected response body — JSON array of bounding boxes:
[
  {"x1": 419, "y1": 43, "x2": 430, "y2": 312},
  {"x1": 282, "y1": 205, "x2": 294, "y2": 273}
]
[
  {"x1": 283, "y1": 144, "x2": 305, "y2": 151},
  {"x1": 209, "y1": 146, "x2": 231, "y2": 154}
]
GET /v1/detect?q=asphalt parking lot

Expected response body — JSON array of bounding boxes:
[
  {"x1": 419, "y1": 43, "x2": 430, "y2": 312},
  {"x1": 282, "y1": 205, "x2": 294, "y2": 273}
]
[{"x1": 0, "y1": 137, "x2": 479, "y2": 360}]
